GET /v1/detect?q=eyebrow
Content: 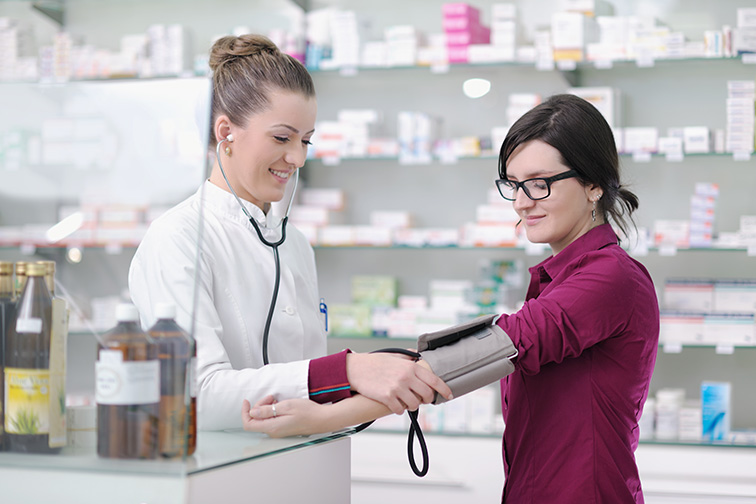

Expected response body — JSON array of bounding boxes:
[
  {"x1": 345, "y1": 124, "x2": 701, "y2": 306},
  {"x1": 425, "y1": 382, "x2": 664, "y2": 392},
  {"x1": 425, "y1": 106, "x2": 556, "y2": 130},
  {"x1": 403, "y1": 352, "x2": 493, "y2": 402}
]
[
  {"x1": 506, "y1": 170, "x2": 553, "y2": 181},
  {"x1": 272, "y1": 124, "x2": 316, "y2": 135}
]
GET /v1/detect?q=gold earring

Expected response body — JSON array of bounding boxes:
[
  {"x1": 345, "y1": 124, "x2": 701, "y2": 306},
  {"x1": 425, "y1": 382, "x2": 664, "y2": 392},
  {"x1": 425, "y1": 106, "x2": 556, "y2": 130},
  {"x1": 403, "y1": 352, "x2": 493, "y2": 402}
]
[{"x1": 225, "y1": 146, "x2": 232, "y2": 156}]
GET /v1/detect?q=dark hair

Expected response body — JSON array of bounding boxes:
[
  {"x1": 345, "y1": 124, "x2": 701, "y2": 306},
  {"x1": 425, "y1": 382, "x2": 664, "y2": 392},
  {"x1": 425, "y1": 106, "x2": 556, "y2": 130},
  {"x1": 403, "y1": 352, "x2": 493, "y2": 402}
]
[
  {"x1": 498, "y1": 93, "x2": 638, "y2": 239},
  {"x1": 208, "y1": 34, "x2": 315, "y2": 145}
]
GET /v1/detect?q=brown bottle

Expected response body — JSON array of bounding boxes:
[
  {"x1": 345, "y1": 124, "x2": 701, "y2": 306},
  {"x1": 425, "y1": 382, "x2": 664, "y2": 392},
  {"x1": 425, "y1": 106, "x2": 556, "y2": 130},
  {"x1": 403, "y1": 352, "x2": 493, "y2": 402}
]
[
  {"x1": 0, "y1": 261, "x2": 15, "y2": 451},
  {"x1": 4, "y1": 262, "x2": 60, "y2": 454},
  {"x1": 148, "y1": 303, "x2": 197, "y2": 458},
  {"x1": 96, "y1": 303, "x2": 159, "y2": 459}
]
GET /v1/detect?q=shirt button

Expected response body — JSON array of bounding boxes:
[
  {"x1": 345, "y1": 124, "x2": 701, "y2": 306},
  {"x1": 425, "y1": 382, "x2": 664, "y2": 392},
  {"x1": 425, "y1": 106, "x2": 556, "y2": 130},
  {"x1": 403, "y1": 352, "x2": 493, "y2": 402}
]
[{"x1": 284, "y1": 306, "x2": 295, "y2": 315}]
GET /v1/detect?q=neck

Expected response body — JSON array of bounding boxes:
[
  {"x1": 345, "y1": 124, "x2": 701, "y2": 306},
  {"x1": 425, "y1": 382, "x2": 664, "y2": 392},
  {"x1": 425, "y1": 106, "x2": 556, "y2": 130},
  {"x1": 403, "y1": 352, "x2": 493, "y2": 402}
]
[{"x1": 208, "y1": 164, "x2": 269, "y2": 215}]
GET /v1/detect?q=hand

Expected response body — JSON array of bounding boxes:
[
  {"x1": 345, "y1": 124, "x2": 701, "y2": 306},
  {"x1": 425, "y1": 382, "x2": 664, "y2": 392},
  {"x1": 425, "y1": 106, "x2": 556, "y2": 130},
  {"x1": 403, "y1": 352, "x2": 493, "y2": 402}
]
[
  {"x1": 346, "y1": 352, "x2": 452, "y2": 415},
  {"x1": 242, "y1": 395, "x2": 328, "y2": 438}
]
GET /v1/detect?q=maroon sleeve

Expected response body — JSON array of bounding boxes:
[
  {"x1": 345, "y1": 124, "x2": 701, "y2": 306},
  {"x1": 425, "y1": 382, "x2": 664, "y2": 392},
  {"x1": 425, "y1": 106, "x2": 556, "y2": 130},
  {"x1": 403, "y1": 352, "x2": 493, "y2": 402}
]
[{"x1": 308, "y1": 349, "x2": 353, "y2": 404}]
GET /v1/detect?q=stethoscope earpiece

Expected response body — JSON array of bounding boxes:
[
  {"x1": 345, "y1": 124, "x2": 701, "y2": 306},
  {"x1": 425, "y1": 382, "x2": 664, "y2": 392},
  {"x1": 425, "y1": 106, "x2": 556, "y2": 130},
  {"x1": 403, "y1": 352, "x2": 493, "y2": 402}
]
[{"x1": 225, "y1": 133, "x2": 234, "y2": 143}]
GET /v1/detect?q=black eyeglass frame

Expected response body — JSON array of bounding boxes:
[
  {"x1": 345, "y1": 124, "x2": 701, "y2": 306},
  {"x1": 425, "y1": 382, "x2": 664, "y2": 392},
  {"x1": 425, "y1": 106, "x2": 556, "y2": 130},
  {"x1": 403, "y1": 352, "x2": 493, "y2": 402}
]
[{"x1": 495, "y1": 170, "x2": 579, "y2": 201}]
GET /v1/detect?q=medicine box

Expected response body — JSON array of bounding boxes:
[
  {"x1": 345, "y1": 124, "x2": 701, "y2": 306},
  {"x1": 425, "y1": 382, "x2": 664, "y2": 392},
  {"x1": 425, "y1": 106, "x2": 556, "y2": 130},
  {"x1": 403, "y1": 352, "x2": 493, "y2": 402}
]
[
  {"x1": 701, "y1": 381, "x2": 731, "y2": 441},
  {"x1": 328, "y1": 303, "x2": 372, "y2": 337},
  {"x1": 664, "y1": 279, "x2": 715, "y2": 312},
  {"x1": 351, "y1": 275, "x2": 398, "y2": 307},
  {"x1": 659, "y1": 311, "x2": 707, "y2": 345},
  {"x1": 713, "y1": 280, "x2": 756, "y2": 313}
]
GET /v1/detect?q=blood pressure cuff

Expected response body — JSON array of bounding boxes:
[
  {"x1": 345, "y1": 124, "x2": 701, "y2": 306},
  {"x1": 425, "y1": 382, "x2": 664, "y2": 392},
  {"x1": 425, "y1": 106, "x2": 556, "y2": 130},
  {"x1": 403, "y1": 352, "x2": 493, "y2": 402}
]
[{"x1": 417, "y1": 314, "x2": 518, "y2": 405}]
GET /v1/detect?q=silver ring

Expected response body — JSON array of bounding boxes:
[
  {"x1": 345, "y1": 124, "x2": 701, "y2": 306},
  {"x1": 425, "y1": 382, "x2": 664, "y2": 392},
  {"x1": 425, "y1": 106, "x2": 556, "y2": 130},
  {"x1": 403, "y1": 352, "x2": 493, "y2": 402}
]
[{"x1": 272, "y1": 403, "x2": 277, "y2": 418}]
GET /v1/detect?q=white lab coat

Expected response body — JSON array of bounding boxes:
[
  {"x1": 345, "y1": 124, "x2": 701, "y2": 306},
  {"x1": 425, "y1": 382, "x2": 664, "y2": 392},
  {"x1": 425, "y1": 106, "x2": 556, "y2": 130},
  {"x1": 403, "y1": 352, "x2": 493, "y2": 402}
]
[{"x1": 129, "y1": 181, "x2": 327, "y2": 430}]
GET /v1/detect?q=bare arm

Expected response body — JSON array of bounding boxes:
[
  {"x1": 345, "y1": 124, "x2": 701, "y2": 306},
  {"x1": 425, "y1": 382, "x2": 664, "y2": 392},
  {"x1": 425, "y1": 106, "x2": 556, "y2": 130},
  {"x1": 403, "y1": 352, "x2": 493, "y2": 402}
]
[
  {"x1": 242, "y1": 394, "x2": 392, "y2": 438},
  {"x1": 242, "y1": 359, "x2": 442, "y2": 438}
]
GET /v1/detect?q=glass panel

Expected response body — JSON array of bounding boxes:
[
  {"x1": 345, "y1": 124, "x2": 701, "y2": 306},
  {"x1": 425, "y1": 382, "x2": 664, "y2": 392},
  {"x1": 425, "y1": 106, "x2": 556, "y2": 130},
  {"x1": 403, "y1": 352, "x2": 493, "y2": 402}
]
[{"x1": 0, "y1": 75, "x2": 211, "y2": 474}]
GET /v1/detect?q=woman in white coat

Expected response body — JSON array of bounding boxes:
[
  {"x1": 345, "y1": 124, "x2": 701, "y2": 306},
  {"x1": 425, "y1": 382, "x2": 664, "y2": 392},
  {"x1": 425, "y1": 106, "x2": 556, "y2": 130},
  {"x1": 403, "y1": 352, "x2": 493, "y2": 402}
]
[{"x1": 129, "y1": 34, "x2": 451, "y2": 431}]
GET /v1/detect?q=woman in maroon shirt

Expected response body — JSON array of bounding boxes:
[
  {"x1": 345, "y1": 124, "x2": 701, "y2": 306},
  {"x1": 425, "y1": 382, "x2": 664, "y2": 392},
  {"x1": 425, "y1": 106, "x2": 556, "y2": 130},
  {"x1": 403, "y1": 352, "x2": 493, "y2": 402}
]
[
  {"x1": 494, "y1": 93, "x2": 659, "y2": 503},
  {"x1": 242, "y1": 94, "x2": 659, "y2": 503}
]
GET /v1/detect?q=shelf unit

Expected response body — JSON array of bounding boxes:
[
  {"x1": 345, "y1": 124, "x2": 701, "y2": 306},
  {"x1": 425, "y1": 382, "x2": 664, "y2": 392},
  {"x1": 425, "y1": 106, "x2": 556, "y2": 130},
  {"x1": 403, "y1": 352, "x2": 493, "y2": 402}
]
[
  {"x1": 303, "y1": 1, "x2": 756, "y2": 459},
  {"x1": 1, "y1": 0, "x2": 755, "y2": 499}
]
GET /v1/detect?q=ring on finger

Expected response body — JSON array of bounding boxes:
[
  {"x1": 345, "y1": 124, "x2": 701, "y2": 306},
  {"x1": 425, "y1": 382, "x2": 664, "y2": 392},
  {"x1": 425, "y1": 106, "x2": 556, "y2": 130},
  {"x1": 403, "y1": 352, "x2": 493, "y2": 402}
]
[{"x1": 272, "y1": 403, "x2": 277, "y2": 418}]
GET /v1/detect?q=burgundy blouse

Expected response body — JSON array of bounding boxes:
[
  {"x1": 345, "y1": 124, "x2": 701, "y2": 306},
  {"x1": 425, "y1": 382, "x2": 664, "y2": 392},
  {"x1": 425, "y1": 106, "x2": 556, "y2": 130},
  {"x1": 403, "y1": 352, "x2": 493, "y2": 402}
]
[{"x1": 496, "y1": 223, "x2": 659, "y2": 503}]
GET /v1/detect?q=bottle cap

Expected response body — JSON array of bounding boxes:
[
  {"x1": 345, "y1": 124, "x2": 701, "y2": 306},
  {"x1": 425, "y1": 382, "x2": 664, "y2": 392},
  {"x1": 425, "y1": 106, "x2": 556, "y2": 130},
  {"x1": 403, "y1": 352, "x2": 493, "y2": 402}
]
[
  {"x1": 26, "y1": 262, "x2": 46, "y2": 276},
  {"x1": 155, "y1": 302, "x2": 176, "y2": 320},
  {"x1": 115, "y1": 303, "x2": 140, "y2": 323},
  {"x1": 0, "y1": 261, "x2": 12, "y2": 274}
]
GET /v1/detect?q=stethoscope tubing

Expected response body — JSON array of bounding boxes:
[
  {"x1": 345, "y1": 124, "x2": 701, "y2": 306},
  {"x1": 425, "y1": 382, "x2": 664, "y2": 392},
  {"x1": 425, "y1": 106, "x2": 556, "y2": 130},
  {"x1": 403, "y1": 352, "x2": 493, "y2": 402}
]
[{"x1": 216, "y1": 136, "x2": 298, "y2": 365}]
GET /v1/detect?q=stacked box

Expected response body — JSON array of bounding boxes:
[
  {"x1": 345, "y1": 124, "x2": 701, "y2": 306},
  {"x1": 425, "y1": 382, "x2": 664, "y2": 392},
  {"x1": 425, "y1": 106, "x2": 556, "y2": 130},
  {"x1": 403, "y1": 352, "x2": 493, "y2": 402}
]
[
  {"x1": 385, "y1": 25, "x2": 425, "y2": 67},
  {"x1": 726, "y1": 80, "x2": 755, "y2": 154},
  {"x1": 664, "y1": 278, "x2": 715, "y2": 312},
  {"x1": 567, "y1": 86, "x2": 621, "y2": 127},
  {"x1": 397, "y1": 111, "x2": 438, "y2": 164},
  {"x1": 442, "y1": 3, "x2": 490, "y2": 64},
  {"x1": 351, "y1": 275, "x2": 398, "y2": 308},
  {"x1": 733, "y1": 8, "x2": 756, "y2": 55},
  {"x1": 689, "y1": 182, "x2": 718, "y2": 248},
  {"x1": 551, "y1": 11, "x2": 597, "y2": 61},
  {"x1": 713, "y1": 279, "x2": 756, "y2": 313}
]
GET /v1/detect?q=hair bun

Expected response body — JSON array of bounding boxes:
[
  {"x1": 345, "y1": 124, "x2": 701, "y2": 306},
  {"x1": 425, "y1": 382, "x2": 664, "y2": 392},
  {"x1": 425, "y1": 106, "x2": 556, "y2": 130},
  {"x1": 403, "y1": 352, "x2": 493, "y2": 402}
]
[{"x1": 208, "y1": 34, "x2": 279, "y2": 72}]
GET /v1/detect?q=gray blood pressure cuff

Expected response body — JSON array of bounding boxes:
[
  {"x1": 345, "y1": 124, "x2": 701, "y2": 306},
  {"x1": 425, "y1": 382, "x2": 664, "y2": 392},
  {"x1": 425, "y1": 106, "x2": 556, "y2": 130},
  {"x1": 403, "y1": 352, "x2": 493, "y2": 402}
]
[{"x1": 417, "y1": 314, "x2": 518, "y2": 405}]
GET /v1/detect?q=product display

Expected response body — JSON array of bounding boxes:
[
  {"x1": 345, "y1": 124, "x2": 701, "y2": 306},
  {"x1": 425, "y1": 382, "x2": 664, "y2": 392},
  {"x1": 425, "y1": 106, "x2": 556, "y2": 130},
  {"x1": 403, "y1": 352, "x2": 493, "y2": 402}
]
[
  {"x1": 147, "y1": 303, "x2": 196, "y2": 458},
  {"x1": 96, "y1": 303, "x2": 159, "y2": 459},
  {"x1": 3, "y1": 262, "x2": 63, "y2": 453},
  {"x1": 1, "y1": 6, "x2": 756, "y2": 504}
]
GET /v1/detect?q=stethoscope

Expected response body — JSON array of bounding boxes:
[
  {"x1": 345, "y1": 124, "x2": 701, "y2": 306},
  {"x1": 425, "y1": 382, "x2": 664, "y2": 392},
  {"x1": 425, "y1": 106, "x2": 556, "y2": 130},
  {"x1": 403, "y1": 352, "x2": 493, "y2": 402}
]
[{"x1": 216, "y1": 133, "x2": 298, "y2": 366}]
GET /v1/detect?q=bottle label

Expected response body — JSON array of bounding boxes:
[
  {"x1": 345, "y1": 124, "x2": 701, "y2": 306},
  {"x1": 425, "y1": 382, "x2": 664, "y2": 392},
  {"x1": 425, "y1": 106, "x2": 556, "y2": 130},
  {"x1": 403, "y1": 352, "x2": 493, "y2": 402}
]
[
  {"x1": 4, "y1": 368, "x2": 51, "y2": 435},
  {"x1": 48, "y1": 298, "x2": 68, "y2": 448},
  {"x1": 15, "y1": 317, "x2": 42, "y2": 334},
  {"x1": 96, "y1": 350, "x2": 160, "y2": 405}
]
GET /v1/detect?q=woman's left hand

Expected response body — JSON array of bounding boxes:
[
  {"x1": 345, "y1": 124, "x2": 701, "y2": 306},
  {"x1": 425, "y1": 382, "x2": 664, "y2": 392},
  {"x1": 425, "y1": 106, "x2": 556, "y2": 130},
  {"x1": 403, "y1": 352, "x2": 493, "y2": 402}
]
[{"x1": 242, "y1": 395, "x2": 328, "y2": 438}]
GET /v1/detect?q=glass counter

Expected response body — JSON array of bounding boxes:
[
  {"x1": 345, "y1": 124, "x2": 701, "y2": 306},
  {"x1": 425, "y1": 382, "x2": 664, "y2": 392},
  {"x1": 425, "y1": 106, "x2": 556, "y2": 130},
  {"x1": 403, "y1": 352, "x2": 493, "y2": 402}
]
[{"x1": 0, "y1": 428, "x2": 355, "y2": 503}]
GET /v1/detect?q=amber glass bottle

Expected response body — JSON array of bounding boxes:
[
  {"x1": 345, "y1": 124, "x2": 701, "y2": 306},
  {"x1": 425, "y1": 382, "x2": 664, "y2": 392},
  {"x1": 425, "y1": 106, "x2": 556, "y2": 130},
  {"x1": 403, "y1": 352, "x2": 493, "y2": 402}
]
[
  {"x1": 0, "y1": 261, "x2": 16, "y2": 451},
  {"x1": 148, "y1": 303, "x2": 197, "y2": 458},
  {"x1": 4, "y1": 262, "x2": 60, "y2": 454},
  {"x1": 96, "y1": 304, "x2": 159, "y2": 459}
]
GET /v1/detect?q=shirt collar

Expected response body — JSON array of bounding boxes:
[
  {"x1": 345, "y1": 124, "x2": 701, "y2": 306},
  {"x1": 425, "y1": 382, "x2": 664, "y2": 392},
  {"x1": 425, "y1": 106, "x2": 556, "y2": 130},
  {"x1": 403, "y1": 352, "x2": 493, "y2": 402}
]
[
  {"x1": 531, "y1": 223, "x2": 619, "y2": 280},
  {"x1": 199, "y1": 180, "x2": 282, "y2": 229}
]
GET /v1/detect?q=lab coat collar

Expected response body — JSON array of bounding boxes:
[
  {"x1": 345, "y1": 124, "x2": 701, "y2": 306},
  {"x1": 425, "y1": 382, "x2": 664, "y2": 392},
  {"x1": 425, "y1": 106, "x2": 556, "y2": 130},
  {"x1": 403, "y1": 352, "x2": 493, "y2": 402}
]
[{"x1": 200, "y1": 180, "x2": 283, "y2": 231}]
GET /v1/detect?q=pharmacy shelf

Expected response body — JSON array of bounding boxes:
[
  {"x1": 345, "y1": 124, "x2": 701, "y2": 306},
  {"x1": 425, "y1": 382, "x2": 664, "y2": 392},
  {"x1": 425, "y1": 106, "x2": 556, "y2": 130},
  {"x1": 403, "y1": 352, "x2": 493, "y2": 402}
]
[
  {"x1": 306, "y1": 151, "x2": 755, "y2": 165},
  {"x1": 308, "y1": 54, "x2": 752, "y2": 74},
  {"x1": 313, "y1": 244, "x2": 754, "y2": 254}
]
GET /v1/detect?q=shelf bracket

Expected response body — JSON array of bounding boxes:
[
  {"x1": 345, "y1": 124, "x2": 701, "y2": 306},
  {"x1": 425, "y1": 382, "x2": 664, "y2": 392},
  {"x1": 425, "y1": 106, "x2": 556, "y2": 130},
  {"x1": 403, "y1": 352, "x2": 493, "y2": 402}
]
[
  {"x1": 31, "y1": 1, "x2": 64, "y2": 26},
  {"x1": 559, "y1": 68, "x2": 580, "y2": 87},
  {"x1": 289, "y1": 0, "x2": 310, "y2": 11}
]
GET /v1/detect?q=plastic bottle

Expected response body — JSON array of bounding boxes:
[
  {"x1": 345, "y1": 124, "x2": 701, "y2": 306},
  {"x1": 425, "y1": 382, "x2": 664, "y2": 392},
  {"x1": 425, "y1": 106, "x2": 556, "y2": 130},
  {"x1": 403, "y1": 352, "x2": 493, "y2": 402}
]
[
  {"x1": 148, "y1": 303, "x2": 197, "y2": 457},
  {"x1": 96, "y1": 303, "x2": 159, "y2": 459},
  {"x1": 4, "y1": 262, "x2": 60, "y2": 453}
]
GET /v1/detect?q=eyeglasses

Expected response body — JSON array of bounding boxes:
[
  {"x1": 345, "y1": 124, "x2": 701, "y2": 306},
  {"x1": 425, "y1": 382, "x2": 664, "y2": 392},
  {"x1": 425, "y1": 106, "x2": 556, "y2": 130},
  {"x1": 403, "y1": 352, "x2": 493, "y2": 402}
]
[{"x1": 495, "y1": 170, "x2": 578, "y2": 201}]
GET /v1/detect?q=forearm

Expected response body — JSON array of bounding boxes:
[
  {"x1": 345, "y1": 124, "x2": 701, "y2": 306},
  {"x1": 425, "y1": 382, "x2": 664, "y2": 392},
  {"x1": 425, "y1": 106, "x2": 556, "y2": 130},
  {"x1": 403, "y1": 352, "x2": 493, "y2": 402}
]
[{"x1": 322, "y1": 394, "x2": 393, "y2": 431}]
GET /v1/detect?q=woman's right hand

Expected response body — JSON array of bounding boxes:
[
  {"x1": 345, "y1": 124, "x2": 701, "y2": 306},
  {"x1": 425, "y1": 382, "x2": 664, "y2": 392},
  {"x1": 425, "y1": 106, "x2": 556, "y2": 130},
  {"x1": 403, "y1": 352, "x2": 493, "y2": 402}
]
[{"x1": 242, "y1": 395, "x2": 330, "y2": 438}]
